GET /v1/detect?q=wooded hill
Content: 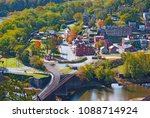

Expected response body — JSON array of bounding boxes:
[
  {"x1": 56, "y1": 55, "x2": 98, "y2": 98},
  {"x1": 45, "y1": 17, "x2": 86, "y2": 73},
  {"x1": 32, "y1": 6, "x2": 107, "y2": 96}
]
[{"x1": 0, "y1": 0, "x2": 64, "y2": 17}]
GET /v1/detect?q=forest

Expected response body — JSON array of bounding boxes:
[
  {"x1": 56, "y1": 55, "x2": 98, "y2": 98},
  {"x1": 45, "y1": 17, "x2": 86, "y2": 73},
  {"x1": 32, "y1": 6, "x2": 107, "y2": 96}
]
[{"x1": 0, "y1": 0, "x2": 64, "y2": 17}]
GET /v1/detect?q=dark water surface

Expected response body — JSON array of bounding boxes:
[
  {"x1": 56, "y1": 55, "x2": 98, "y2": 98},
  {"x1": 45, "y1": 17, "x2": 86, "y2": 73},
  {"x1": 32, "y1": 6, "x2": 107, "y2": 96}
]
[{"x1": 71, "y1": 84, "x2": 150, "y2": 101}]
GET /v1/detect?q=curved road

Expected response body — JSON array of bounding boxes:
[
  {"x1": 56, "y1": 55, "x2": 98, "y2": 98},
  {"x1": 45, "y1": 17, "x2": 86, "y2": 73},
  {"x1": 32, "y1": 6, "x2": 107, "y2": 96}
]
[{"x1": 36, "y1": 62, "x2": 60, "y2": 100}]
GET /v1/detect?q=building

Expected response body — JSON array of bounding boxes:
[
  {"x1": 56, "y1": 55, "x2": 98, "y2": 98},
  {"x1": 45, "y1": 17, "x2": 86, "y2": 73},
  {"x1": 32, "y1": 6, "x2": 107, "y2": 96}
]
[
  {"x1": 122, "y1": 35, "x2": 148, "y2": 50},
  {"x1": 100, "y1": 46, "x2": 109, "y2": 54},
  {"x1": 98, "y1": 26, "x2": 132, "y2": 36},
  {"x1": 104, "y1": 40, "x2": 113, "y2": 48},
  {"x1": 94, "y1": 35, "x2": 105, "y2": 43},
  {"x1": 74, "y1": 42, "x2": 95, "y2": 56},
  {"x1": 128, "y1": 21, "x2": 137, "y2": 30},
  {"x1": 143, "y1": 12, "x2": 150, "y2": 30},
  {"x1": 122, "y1": 44, "x2": 137, "y2": 52},
  {"x1": 82, "y1": 32, "x2": 89, "y2": 42},
  {"x1": 83, "y1": 9, "x2": 90, "y2": 26},
  {"x1": 122, "y1": 37, "x2": 131, "y2": 46},
  {"x1": 140, "y1": 39, "x2": 148, "y2": 49},
  {"x1": 109, "y1": 45, "x2": 119, "y2": 53},
  {"x1": 147, "y1": 40, "x2": 150, "y2": 49}
]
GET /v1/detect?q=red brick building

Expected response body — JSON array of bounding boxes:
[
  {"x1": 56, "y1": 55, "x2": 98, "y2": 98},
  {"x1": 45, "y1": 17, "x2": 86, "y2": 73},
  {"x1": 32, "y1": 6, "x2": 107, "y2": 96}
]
[{"x1": 75, "y1": 42, "x2": 95, "y2": 56}]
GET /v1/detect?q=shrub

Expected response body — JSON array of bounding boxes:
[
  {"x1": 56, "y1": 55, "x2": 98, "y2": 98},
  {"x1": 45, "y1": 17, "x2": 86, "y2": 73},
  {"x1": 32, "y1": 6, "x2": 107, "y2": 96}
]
[{"x1": 58, "y1": 57, "x2": 87, "y2": 64}]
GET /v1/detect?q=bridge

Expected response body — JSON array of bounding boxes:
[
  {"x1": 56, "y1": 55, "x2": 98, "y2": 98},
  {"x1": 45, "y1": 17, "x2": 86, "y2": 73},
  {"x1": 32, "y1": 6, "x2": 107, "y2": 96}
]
[
  {"x1": 34, "y1": 63, "x2": 61, "y2": 101},
  {"x1": 36, "y1": 73, "x2": 75, "y2": 101},
  {"x1": 35, "y1": 62, "x2": 102, "y2": 101}
]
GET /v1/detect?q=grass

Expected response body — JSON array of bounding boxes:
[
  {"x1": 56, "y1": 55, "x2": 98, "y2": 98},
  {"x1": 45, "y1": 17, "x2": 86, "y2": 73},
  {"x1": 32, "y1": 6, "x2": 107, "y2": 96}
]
[
  {"x1": 144, "y1": 50, "x2": 150, "y2": 54},
  {"x1": 31, "y1": 73, "x2": 49, "y2": 78},
  {"x1": 59, "y1": 67, "x2": 71, "y2": 74},
  {"x1": 0, "y1": 58, "x2": 25, "y2": 68}
]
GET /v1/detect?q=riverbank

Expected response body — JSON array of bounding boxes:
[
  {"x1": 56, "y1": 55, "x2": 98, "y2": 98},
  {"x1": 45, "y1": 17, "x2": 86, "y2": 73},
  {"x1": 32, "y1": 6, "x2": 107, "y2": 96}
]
[{"x1": 71, "y1": 83, "x2": 150, "y2": 101}]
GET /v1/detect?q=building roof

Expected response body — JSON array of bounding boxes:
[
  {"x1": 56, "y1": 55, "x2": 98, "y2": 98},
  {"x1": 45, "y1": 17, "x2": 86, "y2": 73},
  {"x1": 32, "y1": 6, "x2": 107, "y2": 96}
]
[
  {"x1": 109, "y1": 45, "x2": 118, "y2": 49},
  {"x1": 122, "y1": 44, "x2": 132, "y2": 49}
]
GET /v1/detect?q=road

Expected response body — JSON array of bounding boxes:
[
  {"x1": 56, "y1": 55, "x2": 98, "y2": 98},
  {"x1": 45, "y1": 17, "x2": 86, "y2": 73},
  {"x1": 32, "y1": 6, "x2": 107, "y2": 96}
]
[
  {"x1": 36, "y1": 62, "x2": 60, "y2": 100},
  {"x1": 59, "y1": 40, "x2": 77, "y2": 60}
]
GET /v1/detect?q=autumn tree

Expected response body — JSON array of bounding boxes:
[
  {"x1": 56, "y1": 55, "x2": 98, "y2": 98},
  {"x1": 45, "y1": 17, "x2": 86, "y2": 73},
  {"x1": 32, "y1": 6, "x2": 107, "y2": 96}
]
[
  {"x1": 77, "y1": 64, "x2": 95, "y2": 81},
  {"x1": 95, "y1": 40, "x2": 105, "y2": 49}
]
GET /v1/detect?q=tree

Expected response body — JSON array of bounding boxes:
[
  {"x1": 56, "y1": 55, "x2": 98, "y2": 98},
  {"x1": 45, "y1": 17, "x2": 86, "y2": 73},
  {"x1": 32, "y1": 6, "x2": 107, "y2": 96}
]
[
  {"x1": 95, "y1": 66, "x2": 105, "y2": 80},
  {"x1": 61, "y1": 24, "x2": 67, "y2": 29},
  {"x1": 104, "y1": 16, "x2": 113, "y2": 26},
  {"x1": 73, "y1": 12, "x2": 83, "y2": 22},
  {"x1": 66, "y1": 25, "x2": 82, "y2": 44},
  {"x1": 122, "y1": 52, "x2": 150, "y2": 80},
  {"x1": 88, "y1": 18, "x2": 96, "y2": 27},
  {"x1": 77, "y1": 64, "x2": 95, "y2": 81},
  {"x1": 0, "y1": 78, "x2": 36, "y2": 101},
  {"x1": 30, "y1": 43, "x2": 42, "y2": 56},
  {"x1": 95, "y1": 40, "x2": 105, "y2": 49},
  {"x1": 30, "y1": 55, "x2": 44, "y2": 70},
  {"x1": 95, "y1": 61, "x2": 116, "y2": 83},
  {"x1": 20, "y1": 50, "x2": 30, "y2": 65},
  {"x1": 42, "y1": 36, "x2": 59, "y2": 54}
]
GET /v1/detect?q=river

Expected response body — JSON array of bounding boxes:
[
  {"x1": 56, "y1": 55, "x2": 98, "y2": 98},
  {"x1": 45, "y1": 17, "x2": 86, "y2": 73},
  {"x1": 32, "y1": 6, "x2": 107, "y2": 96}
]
[{"x1": 71, "y1": 84, "x2": 150, "y2": 101}]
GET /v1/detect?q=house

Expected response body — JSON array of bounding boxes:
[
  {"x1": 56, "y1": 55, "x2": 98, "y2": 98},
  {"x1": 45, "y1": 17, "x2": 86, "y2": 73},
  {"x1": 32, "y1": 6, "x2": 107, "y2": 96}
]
[
  {"x1": 109, "y1": 45, "x2": 119, "y2": 53},
  {"x1": 140, "y1": 39, "x2": 148, "y2": 49},
  {"x1": 143, "y1": 12, "x2": 150, "y2": 30},
  {"x1": 74, "y1": 42, "x2": 95, "y2": 56},
  {"x1": 47, "y1": 30, "x2": 58, "y2": 37},
  {"x1": 111, "y1": 16, "x2": 119, "y2": 21},
  {"x1": 100, "y1": 46, "x2": 109, "y2": 54},
  {"x1": 138, "y1": 25, "x2": 145, "y2": 31},
  {"x1": 147, "y1": 40, "x2": 150, "y2": 49},
  {"x1": 122, "y1": 37, "x2": 131, "y2": 46},
  {"x1": 104, "y1": 40, "x2": 113, "y2": 48},
  {"x1": 82, "y1": 32, "x2": 89, "y2": 42},
  {"x1": 122, "y1": 44, "x2": 136, "y2": 52},
  {"x1": 128, "y1": 21, "x2": 137, "y2": 30},
  {"x1": 44, "y1": 54, "x2": 54, "y2": 61}
]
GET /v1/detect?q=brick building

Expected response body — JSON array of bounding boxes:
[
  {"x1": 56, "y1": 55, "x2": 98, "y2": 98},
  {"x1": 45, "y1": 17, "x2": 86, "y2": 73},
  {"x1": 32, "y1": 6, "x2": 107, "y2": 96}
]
[
  {"x1": 98, "y1": 26, "x2": 132, "y2": 36},
  {"x1": 74, "y1": 42, "x2": 95, "y2": 56}
]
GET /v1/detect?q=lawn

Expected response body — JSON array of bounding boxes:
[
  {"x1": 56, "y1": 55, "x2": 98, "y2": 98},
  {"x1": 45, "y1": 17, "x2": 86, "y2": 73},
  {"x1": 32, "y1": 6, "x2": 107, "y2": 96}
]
[
  {"x1": 59, "y1": 67, "x2": 71, "y2": 74},
  {"x1": 31, "y1": 73, "x2": 49, "y2": 78},
  {"x1": 0, "y1": 58, "x2": 25, "y2": 68}
]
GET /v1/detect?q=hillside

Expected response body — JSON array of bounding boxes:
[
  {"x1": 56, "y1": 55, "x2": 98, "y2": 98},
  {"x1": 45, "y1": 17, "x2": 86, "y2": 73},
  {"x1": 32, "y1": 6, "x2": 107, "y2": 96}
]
[{"x1": 0, "y1": 0, "x2": 64, "y2": 17}]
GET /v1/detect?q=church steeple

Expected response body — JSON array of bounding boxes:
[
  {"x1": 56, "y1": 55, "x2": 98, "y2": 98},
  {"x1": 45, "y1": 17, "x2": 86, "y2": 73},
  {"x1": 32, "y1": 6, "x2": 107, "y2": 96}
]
[{"x1": 83, "y1": 8, "x2": 89, "y2": 26}]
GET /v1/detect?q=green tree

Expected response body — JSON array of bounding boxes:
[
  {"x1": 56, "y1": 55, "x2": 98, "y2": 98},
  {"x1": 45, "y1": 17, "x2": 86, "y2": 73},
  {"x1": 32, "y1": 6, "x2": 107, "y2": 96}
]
[
  {"x1": 77, "y1": 64, "x2": 95, "y2": 81},
  {"x1": 104, "y1": 16, "x2": 113, "y2": 26},
  {"x1": 73, "y1": 12, "x2": 83, "y2": 22},
  {"x1": 0, "y1": 78, "x2": 36, "y2": 101}
]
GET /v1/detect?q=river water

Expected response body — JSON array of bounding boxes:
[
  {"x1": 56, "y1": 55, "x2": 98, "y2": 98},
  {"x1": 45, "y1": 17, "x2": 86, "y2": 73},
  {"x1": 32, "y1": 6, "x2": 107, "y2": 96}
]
[{"x1": 71, "y1": 84, "x2": 150, "y2": 101}]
